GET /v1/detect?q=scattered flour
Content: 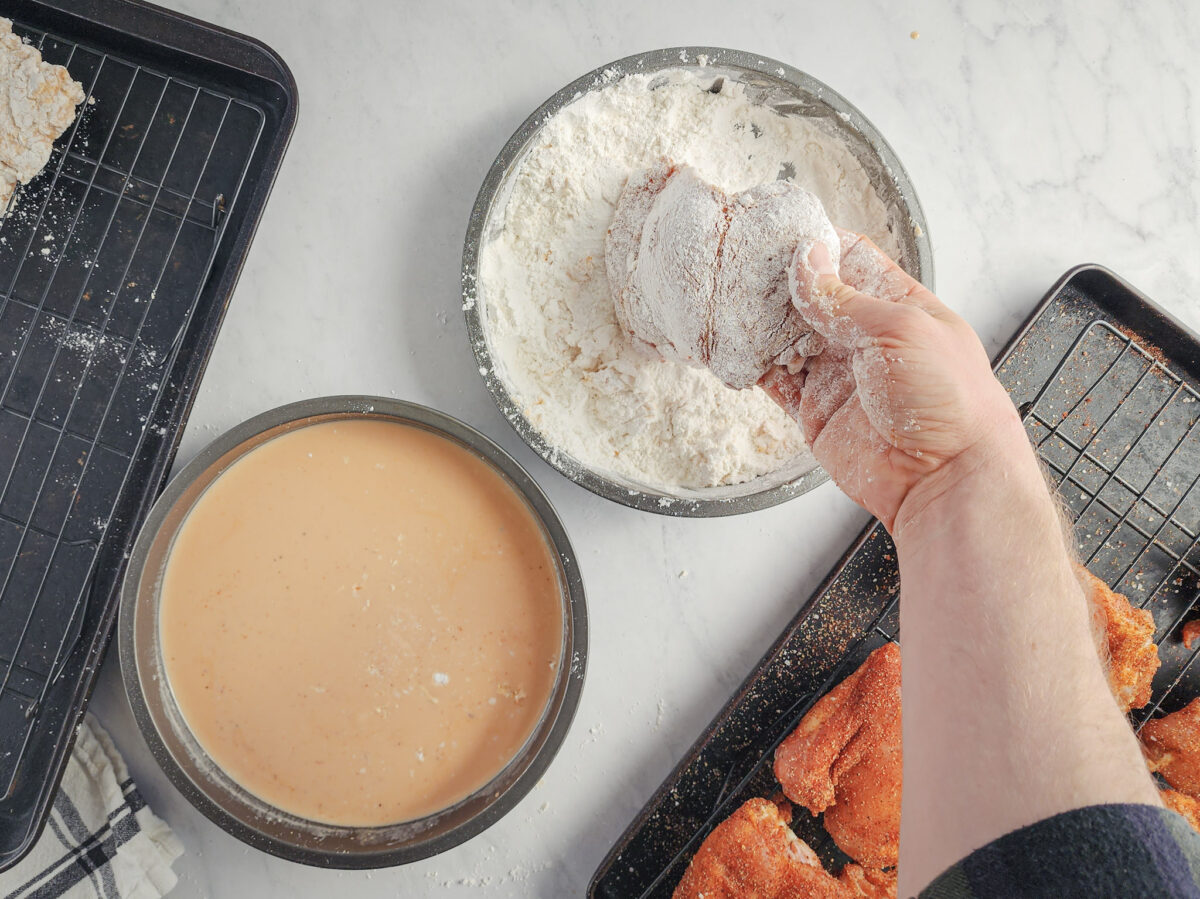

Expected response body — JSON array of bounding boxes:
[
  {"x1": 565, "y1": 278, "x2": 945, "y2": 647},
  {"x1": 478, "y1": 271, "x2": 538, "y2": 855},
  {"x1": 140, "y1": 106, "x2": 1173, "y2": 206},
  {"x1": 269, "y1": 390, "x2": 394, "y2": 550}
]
[{"x1": 478, "y1": 68, "x2": 897, "y2": 490}]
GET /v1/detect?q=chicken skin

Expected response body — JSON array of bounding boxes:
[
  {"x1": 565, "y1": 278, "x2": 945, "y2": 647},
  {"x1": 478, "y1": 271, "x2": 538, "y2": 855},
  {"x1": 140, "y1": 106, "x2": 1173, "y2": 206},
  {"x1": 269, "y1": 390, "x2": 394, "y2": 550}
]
[
  {"x1": 773, "y1": 643, "x2": 901, "y2": 869},
  {"x1": 838, "y1": 865, "x2": 896, "y2": 898},
  {"x1": 1143, "y1": 697, "x2": 1200, "y2": 796},
  {"x1": 1183, "y1": 620, "x2": 1200, "y2": 652},
  {"x1": 1078, "y1": 569, "x2": 1159, "y2": 712},
  {"x1": 672, "y1": 797, "x2": 894, "y2": 899},
  {"x1": 1161, "y1": 789, "x2": 1200, "y2": 834}
]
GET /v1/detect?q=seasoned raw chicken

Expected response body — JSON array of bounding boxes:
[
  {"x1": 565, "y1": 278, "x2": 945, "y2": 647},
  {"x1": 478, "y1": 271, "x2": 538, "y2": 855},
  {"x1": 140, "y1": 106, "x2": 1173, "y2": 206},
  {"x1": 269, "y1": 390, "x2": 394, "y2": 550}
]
[
  {"x1": 773, "y1": 643, "x2": 901, "y2": 869},
  {"x1": 606, "y1": 161, "x2": 837, "y2": 389},
  {"x1": 0, "y1": 17, "x2": 85, "y2": 212},
  {"x1": 1161, "y1": 789, "x2": 1200, "y2": 834},
  {"x1": 839, "y1": 865, "x2": 897, "y2": 899},
  {"x1": 1183, "y1": 620, "x2": 1200, "y2": 652},
  {"x1": 1079, "y1": 569, "x2": 1159, "y2": 712},
  {"x1": 1143, "y1": 697, "x2": 1200, "y2": 796},
  {"x1": 671, "y1": 797, "x2": 894, "y2": 899}
]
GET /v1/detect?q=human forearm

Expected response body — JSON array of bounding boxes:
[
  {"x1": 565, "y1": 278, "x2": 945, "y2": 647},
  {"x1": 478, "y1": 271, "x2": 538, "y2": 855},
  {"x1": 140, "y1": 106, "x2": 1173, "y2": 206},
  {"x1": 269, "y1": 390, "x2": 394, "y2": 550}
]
[
  {"x1": 783, "y1": 235, "x2": 1162, "y2": 893},
  {"x1": 893, "y1": 419, "x2": 1159, "y2": 894}
]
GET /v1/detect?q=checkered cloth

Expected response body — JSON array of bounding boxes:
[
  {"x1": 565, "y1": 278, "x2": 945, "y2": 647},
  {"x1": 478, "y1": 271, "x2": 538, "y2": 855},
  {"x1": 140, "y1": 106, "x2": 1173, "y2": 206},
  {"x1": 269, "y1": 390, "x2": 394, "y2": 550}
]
[{"x1": 0, "y1": 714, "x2": 181, "y2": 899}]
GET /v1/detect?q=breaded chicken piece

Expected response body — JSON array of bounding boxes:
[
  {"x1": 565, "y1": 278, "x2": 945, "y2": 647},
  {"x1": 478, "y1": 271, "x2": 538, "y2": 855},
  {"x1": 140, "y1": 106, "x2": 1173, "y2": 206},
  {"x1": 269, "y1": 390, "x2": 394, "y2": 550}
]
[
  {"x1": 1143, "y1": 697, "x2": 1200, "y2": 796},
  {"x1": 670, "y1": 797, "x2": 828, "y2": 898},
  {"x1": 838, "y1": 864, "x2": 897, "y2": 898},
  {"x1": 1078, "y1": 569, "x2": 1159, "y2": 712},
  {"x1": 773, "y1": 643, "x2": 901, "y2": 869},
  {"x1": 0, "y1": 17, "x2": 85, "y2": 212},
  {"x1": 1161, "y1": 789, "x2": 1200, "y2": 834},
  {"x1": 672, "y1": 797, "x2": 895, "y2": 899}
]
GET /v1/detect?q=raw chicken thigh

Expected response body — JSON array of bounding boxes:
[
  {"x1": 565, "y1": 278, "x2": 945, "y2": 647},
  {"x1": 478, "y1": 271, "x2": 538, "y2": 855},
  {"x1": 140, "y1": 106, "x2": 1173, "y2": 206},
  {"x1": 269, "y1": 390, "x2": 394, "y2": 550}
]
[{"x1": 606, "y1": 161, "x2": 839, "y2": 389}]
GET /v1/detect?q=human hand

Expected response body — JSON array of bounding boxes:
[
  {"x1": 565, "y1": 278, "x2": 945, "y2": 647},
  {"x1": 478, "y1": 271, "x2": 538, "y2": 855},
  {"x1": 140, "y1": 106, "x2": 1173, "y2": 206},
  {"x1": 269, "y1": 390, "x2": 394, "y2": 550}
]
[{"x1": 761, "y1": 231, "x2": 1026, "y2": 532}]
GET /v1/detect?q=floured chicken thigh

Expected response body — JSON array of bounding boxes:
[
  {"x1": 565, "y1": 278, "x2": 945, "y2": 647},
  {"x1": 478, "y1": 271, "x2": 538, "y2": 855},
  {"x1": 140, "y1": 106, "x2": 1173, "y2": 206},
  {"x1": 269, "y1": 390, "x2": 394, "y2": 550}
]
[
  {"x1": 606, "y1": 161, "x2": 839, "y2": 389},
  {"x1": 0, "y1": 18, "x2": 85, "y2": 212}
]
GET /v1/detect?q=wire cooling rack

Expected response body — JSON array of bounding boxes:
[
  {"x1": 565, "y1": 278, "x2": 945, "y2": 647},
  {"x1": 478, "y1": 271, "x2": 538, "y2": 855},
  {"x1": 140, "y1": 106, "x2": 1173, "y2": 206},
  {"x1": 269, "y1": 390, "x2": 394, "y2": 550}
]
[
  {"x1": 0, "y1": 18, "x2": 264, "y2": 796},
  {"x1": 590, "y1": 266, "x2": 1200, "y2": 898},
  {"x1": 1023, "y1": 320, "x2": 1200, "y2": 727},
  {"x1": 0, "y1": 0, "x2": 295, "y2": 870}
]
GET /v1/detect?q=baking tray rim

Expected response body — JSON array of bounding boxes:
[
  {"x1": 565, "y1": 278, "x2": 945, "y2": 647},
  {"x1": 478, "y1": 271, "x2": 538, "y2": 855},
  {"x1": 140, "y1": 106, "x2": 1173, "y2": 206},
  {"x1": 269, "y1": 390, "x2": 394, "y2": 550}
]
[{"x1": 30, "y1": 0, "x2": 299, "y2": 94}]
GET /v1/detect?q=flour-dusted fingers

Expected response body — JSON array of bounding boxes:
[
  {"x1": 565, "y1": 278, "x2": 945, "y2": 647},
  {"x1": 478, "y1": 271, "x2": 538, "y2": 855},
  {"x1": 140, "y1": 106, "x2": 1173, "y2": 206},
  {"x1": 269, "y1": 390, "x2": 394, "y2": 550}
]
[
  {"x1": 836, "y1": 229, "x2": 956, "y2": 323},
  {"x1": 797, "y1": 348, "x2": 855, "y2": 444},
  {"x1": 811, "y1": 395, "x2": 917, "y2": 526},
  {"x1": 790, "y1": 240, "x2": 934, "y2": 349},
  {"x1": 760, "y1": 348, "x2": 857, "y2": 446},
  {"x1": 759, "y1": 365, "x2": 806, "y2": 423}
]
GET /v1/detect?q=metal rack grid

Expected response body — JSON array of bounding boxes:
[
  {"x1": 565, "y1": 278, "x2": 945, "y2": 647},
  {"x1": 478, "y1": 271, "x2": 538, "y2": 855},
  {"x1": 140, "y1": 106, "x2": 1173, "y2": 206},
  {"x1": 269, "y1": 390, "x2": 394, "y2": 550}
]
[
  {"x1": 0, "y1": 20, "x2": 265, "y2": 797},
  {"x1": 1021, "y1": 320, "x2": 1200, "y2": 725},
  {"x1": 867, "y1": 319, "x2": 1200, "y2": 710},
  {"x1": 613, "y1": 316, "x2": 1200, "y2": 898}
]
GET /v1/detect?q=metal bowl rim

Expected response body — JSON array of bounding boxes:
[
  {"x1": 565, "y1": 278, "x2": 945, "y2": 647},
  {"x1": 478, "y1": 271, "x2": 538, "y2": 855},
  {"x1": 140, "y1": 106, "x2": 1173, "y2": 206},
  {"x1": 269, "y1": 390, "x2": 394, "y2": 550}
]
[
  {"x1": 118, "y1": 395, "x2": 588, "y2": 868},
  {"x1": 462, "y1": 45, "x2": 934, "y2": 517}
]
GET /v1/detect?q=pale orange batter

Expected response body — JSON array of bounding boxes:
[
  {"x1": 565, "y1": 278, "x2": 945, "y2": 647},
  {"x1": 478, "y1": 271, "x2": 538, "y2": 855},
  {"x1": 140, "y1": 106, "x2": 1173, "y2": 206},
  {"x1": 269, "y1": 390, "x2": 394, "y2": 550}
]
[{"x1": 159, "y1": 418, "x2": 564, "y2": 826}]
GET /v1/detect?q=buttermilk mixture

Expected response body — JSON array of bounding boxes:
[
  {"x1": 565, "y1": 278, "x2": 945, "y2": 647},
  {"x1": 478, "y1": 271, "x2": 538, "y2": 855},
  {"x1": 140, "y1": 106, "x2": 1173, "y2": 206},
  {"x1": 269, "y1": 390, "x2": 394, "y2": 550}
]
[{"x1": 160, "y1": 419, "x2": 563, "y2": 826}]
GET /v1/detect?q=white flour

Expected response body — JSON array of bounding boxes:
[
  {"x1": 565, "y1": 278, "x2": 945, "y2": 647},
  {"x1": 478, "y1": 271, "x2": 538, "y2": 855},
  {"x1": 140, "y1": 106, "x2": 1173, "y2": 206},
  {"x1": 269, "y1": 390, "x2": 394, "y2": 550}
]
[{"x1": 478, "y1": 68, "x2": 898, "y2": 490}]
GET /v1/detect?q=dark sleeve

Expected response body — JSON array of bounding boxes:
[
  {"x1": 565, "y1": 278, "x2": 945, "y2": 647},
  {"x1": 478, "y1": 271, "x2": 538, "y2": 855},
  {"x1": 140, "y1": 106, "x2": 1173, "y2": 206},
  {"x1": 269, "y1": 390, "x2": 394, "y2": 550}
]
[{"x1": 920, "y1": 804, "x2": 1200, "y2": 899}]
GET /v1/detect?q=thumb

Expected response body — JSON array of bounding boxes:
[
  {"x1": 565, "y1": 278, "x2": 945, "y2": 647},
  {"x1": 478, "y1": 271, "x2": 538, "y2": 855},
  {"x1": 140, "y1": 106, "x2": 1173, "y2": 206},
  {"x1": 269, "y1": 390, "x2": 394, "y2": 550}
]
[{"x1": 790, "y1": 239, "x2": 914, "y2": 348}]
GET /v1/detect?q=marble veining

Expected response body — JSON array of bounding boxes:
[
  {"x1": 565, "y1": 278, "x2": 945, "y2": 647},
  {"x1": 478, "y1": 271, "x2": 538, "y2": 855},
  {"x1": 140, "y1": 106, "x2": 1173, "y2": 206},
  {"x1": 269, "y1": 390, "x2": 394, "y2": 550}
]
[{"x1": 82, "y1": 0, "x2": 1200, "y2": 896}]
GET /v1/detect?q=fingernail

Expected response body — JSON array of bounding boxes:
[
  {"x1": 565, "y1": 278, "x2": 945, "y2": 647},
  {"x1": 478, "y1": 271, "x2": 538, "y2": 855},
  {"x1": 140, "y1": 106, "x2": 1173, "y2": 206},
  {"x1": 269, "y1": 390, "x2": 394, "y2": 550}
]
[{"x1": 807, "y1": 241, "x2": 836, "y2": 277}]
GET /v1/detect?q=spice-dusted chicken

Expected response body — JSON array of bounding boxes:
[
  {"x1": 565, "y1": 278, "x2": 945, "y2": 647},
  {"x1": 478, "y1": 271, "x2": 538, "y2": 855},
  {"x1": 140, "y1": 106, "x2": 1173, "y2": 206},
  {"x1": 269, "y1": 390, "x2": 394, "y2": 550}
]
[
  {"x1": 0, "y1": 17, "x2": 85, "y2": 212},
  {"x1": 773, "y1": 643, "x2": 902, "y2": 869},
  {"x1": 1079, "y1": 569, "x2": 1159, "y2": 712},
  {"x1": 1161, "y1": 789, "x2": 1200, "y2": 834},
  {"x1": 671, "y1": 797, "x2": 894, "y2": 899},
  {"x1": 1183, "y1": 620, "x2": 1200, "y2": 652},
  {"x1": 1143, "y1": 697, "x2": 1200, "y2": 796}
]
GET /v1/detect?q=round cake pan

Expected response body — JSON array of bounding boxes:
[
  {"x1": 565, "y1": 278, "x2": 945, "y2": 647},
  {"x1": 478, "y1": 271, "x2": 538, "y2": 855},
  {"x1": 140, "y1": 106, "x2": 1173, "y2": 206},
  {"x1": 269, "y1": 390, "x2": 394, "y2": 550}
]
[
  {"x1": 118, "y1": 396, "x2": 588, "y2": 868},
  {"x1": 463, "y1": 46, "x2": 934, "y2": 517}
]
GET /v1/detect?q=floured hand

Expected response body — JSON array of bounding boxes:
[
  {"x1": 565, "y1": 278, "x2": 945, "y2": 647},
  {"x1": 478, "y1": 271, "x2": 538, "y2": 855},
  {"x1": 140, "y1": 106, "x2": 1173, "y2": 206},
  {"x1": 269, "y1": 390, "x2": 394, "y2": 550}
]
[{"x1": 763, "y1": 230, "x2": 1021, "y2": 531}]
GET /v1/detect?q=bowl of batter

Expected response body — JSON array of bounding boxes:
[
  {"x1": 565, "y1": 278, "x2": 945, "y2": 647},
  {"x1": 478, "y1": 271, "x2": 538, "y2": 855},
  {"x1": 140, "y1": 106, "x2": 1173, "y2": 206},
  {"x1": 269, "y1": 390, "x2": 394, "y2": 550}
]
[
  {"x1": 118, "y1": 396, "x2": 587, "y2": 867},
  {"x1": 464, "y1": 47, "x2": 933, "y2": 516}
]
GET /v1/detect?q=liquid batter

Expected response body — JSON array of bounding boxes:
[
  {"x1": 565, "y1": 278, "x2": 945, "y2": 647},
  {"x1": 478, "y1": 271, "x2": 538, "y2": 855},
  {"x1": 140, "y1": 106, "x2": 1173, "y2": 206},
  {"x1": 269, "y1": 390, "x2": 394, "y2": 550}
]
[{"x1": 159, "y1": 418, "x2": 564, "y2": 826}]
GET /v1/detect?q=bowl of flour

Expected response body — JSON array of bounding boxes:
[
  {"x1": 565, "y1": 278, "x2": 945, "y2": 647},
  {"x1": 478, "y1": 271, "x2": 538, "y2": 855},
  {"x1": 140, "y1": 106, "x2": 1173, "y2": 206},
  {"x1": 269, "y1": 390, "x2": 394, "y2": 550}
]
[{"x1": 463, "y1": 47, "x2": 933, "y2": 516}]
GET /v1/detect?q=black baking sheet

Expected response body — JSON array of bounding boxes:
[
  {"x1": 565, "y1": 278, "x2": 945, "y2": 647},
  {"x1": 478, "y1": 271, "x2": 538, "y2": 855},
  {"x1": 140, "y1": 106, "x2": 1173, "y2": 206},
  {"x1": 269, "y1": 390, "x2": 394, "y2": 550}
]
[
  {"x1": 0, "y1": 0, "x2": 295, "y2": 871},
  {"x1": 589, "y1": 264, "x2": 1200, "y2": 897}
]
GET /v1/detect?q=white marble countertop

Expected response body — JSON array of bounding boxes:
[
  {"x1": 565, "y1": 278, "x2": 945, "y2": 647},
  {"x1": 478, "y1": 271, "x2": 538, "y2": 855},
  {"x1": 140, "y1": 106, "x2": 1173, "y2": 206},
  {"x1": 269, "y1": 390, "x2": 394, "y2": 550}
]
[{"x1": 82, "y1": 0, "x2": 1200, "y2": 895}]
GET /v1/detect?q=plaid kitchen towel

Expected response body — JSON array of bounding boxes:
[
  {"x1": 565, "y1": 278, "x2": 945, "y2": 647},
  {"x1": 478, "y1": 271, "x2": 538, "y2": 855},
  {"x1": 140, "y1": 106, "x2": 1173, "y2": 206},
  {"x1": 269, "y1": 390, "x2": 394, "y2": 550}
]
[{"x1": 0, "y1": 714, "x2": 182, "y2": 899}]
